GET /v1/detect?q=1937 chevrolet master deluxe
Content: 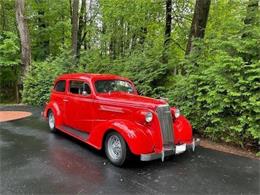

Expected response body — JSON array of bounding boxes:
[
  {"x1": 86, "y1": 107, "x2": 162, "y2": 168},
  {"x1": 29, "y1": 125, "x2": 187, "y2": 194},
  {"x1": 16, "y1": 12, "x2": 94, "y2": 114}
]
[{"x1": 43, "y1": 73, "x2": 199, "y2": 166}]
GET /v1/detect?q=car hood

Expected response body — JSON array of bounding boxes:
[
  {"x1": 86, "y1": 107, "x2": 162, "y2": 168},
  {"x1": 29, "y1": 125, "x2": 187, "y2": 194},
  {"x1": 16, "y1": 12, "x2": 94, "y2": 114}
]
[{"x1": 96, "y1": 92, "x2": 167, "y2": 109}]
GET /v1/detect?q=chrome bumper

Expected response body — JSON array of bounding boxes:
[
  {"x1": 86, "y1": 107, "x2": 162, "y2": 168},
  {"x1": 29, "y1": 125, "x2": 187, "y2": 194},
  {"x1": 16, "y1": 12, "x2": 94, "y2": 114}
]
[{"x1": 140, "y1": 138, "x2": 200, "y2": 162}]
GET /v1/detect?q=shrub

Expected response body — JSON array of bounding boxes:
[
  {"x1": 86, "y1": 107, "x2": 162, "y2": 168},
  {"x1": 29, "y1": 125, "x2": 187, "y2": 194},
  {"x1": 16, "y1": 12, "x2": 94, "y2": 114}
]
[
  {"x1": 22, "y1": 50, "x2": 75, "y2": 105},
  {"x1": 167, "y1": 38, "x2": 260, "y2": 147}
]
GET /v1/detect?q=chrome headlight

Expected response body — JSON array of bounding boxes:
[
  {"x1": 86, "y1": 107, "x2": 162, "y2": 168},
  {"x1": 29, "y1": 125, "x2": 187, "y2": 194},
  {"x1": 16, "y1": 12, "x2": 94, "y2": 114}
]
[
  {"x1": 145, "y1": 112, "x2": 153, "y2": 123},
  {"x1": 175, "y1": 108, "x2": 180, "y2": 118}
]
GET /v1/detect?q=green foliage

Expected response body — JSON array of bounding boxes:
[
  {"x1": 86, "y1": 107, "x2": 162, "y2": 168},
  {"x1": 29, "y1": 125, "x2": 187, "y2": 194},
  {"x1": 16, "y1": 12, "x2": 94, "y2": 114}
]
[
  {"x1": 167, "y1": 5, "x2": 260, "y2": 146},
  {"x1": 27, "y1": 0, "x2": 71, "y2": 59},
  {"x1": 0, "y1": 31, "x2": 20, "y2": 103},
  {"x1": 22, "y1": 50, "x2": 76, "y2": 105},
  {"x1": 0, "y1": 31, "x2": 20, "y2": 66},
  {"x1": 80, "y1": 49, "x2": 168, "y2": 97},
  {"x1": 22, "y1": 61, "x2": 59, "y2": 105},
  {"x1": 123, "y1": 52, "x2": 167, "y2": 98},
  {"x1": 168, "y1": 52, "x2": 260, "y2": 146}
]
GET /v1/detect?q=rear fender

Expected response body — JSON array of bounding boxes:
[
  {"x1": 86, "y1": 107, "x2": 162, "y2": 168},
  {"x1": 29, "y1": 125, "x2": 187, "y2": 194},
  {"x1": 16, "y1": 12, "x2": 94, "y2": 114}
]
[
  {"x1": 44, "y1": 102, "x2": 63, "y2": 127},
  {"x1": 87, "y1": 119, "x2": 154, "y2": 155}
]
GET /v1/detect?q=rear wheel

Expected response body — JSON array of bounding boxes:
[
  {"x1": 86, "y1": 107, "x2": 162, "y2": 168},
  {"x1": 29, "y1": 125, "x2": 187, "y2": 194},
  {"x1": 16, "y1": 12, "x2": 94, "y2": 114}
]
[
  {"x1": 105, "y1": 132, "x2": 128, "y2": 166},
  {"x1": 48, "y1": 110, "x2": 57, "y2": 133}
]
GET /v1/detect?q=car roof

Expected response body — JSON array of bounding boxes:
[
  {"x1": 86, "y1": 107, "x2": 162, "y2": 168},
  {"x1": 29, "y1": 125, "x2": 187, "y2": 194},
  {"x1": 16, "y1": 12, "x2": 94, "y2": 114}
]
[{"x1": 56, "y1": 73, "x2": 128, "y2": 81}]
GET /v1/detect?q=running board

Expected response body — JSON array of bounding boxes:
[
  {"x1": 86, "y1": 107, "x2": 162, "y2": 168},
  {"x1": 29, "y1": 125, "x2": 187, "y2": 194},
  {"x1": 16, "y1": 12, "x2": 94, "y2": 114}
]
[{"x1": 59, "y1": 125, "x2": 89, "y2": 140}]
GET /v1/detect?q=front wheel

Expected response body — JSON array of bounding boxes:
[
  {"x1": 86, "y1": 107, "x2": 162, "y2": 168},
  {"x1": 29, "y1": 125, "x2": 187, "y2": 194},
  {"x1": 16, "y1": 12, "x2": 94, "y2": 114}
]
[
  {"x1": 48, "y1": 110, "x2": 57, "y2": 133},
  {"x1": 105, "y1": 132, "x2": 128, "y2": 166}
]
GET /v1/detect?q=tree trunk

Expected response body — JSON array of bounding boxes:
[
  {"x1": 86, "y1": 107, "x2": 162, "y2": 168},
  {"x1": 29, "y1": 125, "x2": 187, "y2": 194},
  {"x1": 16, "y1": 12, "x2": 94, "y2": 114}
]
[
  {"x1": 139, "y1": 26, "x2": 147, "y2": 46},
  {"x1": 162, "y1": 0, "x2": 172, "y2": 64},
  {"x1": 37, "y1": 5, "x2": 49, "y2": 60},
  {"x1": 15, "y1": 0, "x2": 31, "y2": 79},
  {"x1": 100, "y1": 22, "x2": 106, "y2": 56},
  {"x1": 119, "y1": 18, "x2": 124, "y2": 57},
  {"x1": 109, "y1": 37, "x2": 116, "y2": 60},
  {"x1": 61, "y1": 13, "x2": 65, "y2": 46},
  {"x1": 71, "y1": 0, "x2": 79, "y2": 60},
  {"x1": 244, "y1": 0, "x2": 258, "y2": 26},
  {"x1": 77, "y1": 0, "x2": 86, "y2": 59},
  {"x1": 241, "y1": 0, "x2": 259, "y2": 63},
  {"x1": 185, "y1": 0, "x2": 211, "y2": 55},
  {"x1": 69, "y1": 0, "x2": 72, "y2": 25},
  {"x1": 131, "y1": 33, "x2": 137, "y2": 52},
  {"x1": 1, "y1": 0, "x2": 6, "y2": 31}
]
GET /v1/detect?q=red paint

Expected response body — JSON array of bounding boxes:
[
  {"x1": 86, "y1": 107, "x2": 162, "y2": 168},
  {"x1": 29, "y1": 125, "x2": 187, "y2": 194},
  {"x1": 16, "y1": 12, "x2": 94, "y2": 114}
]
[{"x1": 44, "y1": 73, "x2": 193, "y2": 156}]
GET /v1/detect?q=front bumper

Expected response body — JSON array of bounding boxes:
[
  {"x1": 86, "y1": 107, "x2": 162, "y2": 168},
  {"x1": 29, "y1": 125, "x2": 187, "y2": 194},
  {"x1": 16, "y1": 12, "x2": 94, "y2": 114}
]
[{"x1": 140, "y1": 138, "x2": 200, "y2": 162}]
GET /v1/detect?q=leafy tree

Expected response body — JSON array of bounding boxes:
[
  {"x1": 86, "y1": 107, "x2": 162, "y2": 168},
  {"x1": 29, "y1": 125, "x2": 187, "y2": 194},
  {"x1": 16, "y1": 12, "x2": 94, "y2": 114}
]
[{"x1": 167, "y1": 0, "x2": 260, "y2": 147}]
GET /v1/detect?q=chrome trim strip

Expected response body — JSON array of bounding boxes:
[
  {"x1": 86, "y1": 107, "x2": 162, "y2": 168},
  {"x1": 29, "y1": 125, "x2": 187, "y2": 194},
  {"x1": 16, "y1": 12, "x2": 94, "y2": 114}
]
[{"x1": 99, "y1": 105, "x2": 124, "y2": 113}]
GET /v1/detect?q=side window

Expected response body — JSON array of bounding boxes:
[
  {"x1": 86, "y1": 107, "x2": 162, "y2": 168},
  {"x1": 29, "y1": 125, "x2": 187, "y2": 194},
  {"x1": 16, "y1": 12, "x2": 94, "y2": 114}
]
[
  {"x1": 69, "y1": 80, "x2": 91, "y2": 95},
  {"x1": 54, "y1": 80, "x2": 66, "y2": 92}
]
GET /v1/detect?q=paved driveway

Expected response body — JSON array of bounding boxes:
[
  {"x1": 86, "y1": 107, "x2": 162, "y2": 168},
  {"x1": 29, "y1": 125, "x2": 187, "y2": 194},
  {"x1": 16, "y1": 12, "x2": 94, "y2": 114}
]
[{"x1": 0, "y1": 105, "x2": 259, "y2": 194}]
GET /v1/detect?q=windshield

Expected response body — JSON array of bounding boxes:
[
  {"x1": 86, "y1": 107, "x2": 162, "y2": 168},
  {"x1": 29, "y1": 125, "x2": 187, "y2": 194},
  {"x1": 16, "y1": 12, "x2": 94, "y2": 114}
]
[{"x1": 95, "y1": 80, "x2": 134, "y2": 94}]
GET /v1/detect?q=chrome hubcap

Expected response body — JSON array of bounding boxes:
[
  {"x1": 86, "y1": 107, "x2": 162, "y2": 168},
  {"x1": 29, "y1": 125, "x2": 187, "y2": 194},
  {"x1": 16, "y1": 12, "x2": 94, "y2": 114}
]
[
  {"x1": 107, "y1": 135, "x2": 122, "y2": 160},
  {"x1": 48, "y1": 113, "x2": 55, "y2": 129}
]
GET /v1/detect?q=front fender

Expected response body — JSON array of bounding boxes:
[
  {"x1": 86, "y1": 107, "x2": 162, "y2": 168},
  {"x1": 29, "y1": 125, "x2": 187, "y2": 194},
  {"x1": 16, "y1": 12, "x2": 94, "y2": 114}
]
[
  {"x1": 173, "y1": 115, "x2": 193, "y2": 144},
  {"x1": 87, "y1": 119, "x2": 154, "y2": 155}
]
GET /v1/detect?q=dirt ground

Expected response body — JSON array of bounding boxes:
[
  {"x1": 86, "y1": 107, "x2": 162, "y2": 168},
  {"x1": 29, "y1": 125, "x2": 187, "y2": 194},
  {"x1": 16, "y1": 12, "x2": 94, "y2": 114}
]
[
  {"x1": 199, "y1": 138, "x2": 259, "y2": 160},
  {"x1": 0, "y1": 111, "x2": 32, "y2": 122}
]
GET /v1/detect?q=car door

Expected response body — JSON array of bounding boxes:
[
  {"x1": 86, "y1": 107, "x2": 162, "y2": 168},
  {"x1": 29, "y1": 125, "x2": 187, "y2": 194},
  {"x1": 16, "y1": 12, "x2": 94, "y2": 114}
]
[
  {"x1": 64, "y1": 80, "x2": 93, "y2": 133},
  {"x1": 52, "y1": 79, "x2": 67, "y2": 121}
]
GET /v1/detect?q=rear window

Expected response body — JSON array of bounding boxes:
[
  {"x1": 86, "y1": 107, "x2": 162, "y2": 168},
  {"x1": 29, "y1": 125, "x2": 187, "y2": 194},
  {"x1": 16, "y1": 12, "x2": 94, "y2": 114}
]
[{"x1": 54, "y1": 80, "x2": 66, "y2": 92}]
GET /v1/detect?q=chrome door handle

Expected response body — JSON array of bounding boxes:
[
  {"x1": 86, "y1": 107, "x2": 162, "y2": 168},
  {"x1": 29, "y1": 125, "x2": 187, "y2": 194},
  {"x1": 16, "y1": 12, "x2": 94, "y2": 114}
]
[{"x1": 63, "y1": 99, "x2": 68, "y2": 102}]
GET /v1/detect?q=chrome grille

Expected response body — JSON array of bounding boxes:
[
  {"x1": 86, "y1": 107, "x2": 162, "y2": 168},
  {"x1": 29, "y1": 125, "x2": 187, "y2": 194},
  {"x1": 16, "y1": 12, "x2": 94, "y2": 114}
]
[{"x1": 156, "y1": 105, "x2": 174, "y2": 147}]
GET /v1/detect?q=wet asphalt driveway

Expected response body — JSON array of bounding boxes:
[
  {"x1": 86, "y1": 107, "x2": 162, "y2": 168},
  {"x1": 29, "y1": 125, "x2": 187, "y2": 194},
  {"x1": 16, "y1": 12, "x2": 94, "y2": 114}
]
[{"x1": 0, "y1": 105, "x2": 259, "y2": 194}]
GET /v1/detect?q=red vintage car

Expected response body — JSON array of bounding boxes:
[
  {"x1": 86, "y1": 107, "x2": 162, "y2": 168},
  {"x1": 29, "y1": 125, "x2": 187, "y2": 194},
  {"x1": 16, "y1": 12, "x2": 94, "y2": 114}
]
[{"x1": 43, "y1": 73, "x2": 199, "y2": 166}]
